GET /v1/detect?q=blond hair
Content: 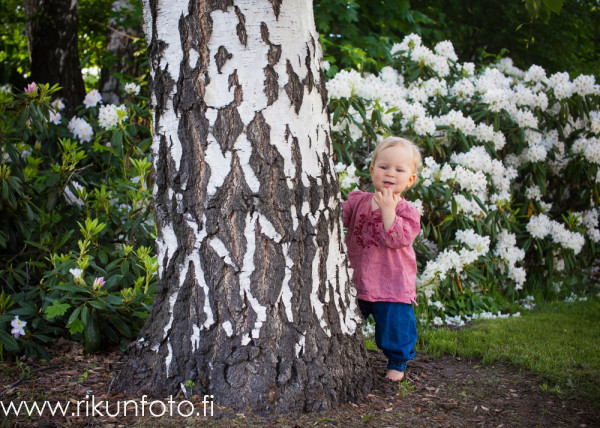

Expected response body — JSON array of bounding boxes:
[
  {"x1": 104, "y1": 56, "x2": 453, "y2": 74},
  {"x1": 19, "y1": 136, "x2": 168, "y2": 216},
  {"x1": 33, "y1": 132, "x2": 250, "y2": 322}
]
[{"x1": 370, "y1": 136, "x2": 422, "y2": 175}]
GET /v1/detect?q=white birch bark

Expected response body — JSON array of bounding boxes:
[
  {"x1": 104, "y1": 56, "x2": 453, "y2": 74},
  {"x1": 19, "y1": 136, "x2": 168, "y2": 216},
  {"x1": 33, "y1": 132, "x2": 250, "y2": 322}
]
[{"x1": 116, "y1": 0, "x2": 372, "y2": 412}]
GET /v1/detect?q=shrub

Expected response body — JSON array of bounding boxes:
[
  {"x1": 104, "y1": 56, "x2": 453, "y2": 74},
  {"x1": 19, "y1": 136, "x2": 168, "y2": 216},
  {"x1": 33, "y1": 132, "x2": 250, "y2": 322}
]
[
  {"x1": 0, "y1": 82, "x2": 156, "y2": 358},
  {"x1": 329, "y1": 34, "x2": 599, "y2": 325}
]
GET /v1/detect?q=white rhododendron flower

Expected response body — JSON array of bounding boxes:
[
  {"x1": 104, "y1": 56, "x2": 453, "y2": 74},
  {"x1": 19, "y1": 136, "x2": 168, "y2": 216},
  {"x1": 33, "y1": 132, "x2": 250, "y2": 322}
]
[
  {"x1": 524, "y1": 65, "x2": 547, "y2": 83},
  {"x1": 98, "y1": 104, "x2": 128, "y2": 130},
  {"x1": 83, "y1": 89, "x2": 102, "y2": 108},
  {"x1": 64, "y1": 181, "x2": 85, "y2": 206},
  {"x1": 11, "y1": 316, "x2": 27, "y2": 338},
  {"x1": 549, "y1": 72, "x2": 573, "y2": 100},
  {"x1": 67, "y1": 117, "x2": 93, "y2": 142},
  {"x1": 51, "y1": 98, "x2": 65, "y2": 111},
  {"x1": 124, "y1": 82, "x2": 141, "y2": 95},
  {"x1": 450, "y1": 78, "x2": 475, "y2": 100},
  {"x1": 69, "y1": 268, "x2": 83, "y2": 280},
  {"x1": 572, "y1": 74, "x2": 599, "y2": 96},
  {"x1": 48, "y1": 110, "x2": 61, "y2": 125},
  {"x1": 434, "y1": 40, "x2": 458, "y2": 61}
]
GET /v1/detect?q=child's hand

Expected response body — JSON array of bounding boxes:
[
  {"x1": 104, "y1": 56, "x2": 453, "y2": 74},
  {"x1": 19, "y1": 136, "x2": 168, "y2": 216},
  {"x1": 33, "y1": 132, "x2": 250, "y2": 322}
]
[
  {"x1": 373, "y1": 188, "x2": 400, "y2": 212},
  {"x1": 373, "y1": 188, "x2": 400, "y2": 231}
]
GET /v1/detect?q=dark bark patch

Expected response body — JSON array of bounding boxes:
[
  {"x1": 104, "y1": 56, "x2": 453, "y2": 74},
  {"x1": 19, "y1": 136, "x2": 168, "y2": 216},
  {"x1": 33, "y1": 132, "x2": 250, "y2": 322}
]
[
  {"x1": 234, "y1": 6, "x2": 247, "y2": 47},
  {"x1": 318, "y1": 68, "x2": 329, "y2": 112},
  {"x1": 269, "y1": 0, "x2": 283, "y2": 19},
  {"x1": 308, "y1": 175, "x2": 321, "y2": 214},
  {"x1": 228, "y1": 69, "x2": 243, "y2": 104},
  {"x1": 154, "y1": 135, "x2": 171, "y2": 224},
  {"x1": 180, "y1": 105, "x2": 210, "y2": 213},
  {"x1": 213, "y1": 105, "x2": 243, "y2": 153},
  {"x1": 215, "y1": 46, "x2": 232, "y2": 73},
  {"x1": 248, "y1": 112, "x2": 291, "y2": 217},
  {"x1": 152, "y1": 66, "x2": 176, "y2": 122},
  {"x1": 252, "y1": 224, "x2": 285, "y2": 305},
  {"x1": 321, "y1": 146, "x2": 335, "y2": 203},
  {"x1": 179, "y1": 74, "x2": 203, "y2": 111},
  {"x1": 264, "y1": 65, "x2": 279, "y2": 106},
  {"x1": 284, "y1": 60, "x2": 304, "y2": 114},
  {"x1": 303, "y1": 45, "x2": 315, "y2": 93},
  {"x1": 206, "y1": 0, "x2": 233, "y2": 12},
  {"x1": 261, "y1": 22, "x2": 282, "y2": 65},
  {"x1": 310, "y1": 34, "x2": 316, "y2": 54},
  {"x1": 261, "y1": 22, "x2": 281, "y2": 105}
]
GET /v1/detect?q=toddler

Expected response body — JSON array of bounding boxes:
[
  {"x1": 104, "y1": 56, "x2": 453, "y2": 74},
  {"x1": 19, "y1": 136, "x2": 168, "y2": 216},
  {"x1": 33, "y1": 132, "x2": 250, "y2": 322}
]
[{"x1": 343, "y1": 136, "x2": 422, "y2": 382}]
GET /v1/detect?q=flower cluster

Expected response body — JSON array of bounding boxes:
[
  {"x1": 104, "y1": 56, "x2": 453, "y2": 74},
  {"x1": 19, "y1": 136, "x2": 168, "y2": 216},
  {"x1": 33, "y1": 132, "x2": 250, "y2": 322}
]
[
  {"x1": 417, "y1": 230, "x2": 490, "y2": 297},
  {"x1": 335, "y1": 163, "x2": 360, "y2": 192},
  {"x1": 98, "y1": 104, "x2": 128, "y2": 130},
  {"x1": 493, "y1": 230, "x2": 526, "y2": 288},
  {"x1": 329, "y1": 33, "x2": 599, "y2": 316},
  {"x1": 431, "y1": 310, "x2": 520, "y2": 328},
  {"x1": 11, "y1": 316, "x2": 26, "y2": 338},
  {"x1": 526, "y1": 214, "x2": 586, "y2": 254},
  {"x1": 83, "y1": 89, "x2": 102, "y2": 108},
  {"x1": 67, "y1": 117, "x2": 93, "y2": 142},
  {"x1": 124, "y1": 82, "x2": 141, "y2": 96}
]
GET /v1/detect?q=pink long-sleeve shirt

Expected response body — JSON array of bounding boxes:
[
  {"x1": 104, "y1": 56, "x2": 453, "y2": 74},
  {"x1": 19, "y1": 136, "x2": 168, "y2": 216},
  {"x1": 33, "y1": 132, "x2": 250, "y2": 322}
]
[{"x1": 343, "y1": 190, "x2": 421, "y2": 304}]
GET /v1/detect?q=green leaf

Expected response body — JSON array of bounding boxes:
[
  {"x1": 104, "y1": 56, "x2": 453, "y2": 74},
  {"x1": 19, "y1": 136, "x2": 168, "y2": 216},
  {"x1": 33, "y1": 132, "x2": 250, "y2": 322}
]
[
  {"x1": 67, "y1": 305, "x2": 84, "y2": 326},
  {"x1": 46, "y1": 190, "x2": 57, "y2": 212},
  {"x1": 121, "y1": 261, "x2": 130, "y2": 277},
  {"x1": 23, "y1": 240, "x2": 49, "y2": 252},
  {"x1": 81, "y1": 306, "x2": 89, "y2": 327},
  {"x1": 45, "y1": 301, "x2": 71, "y2": 319},
  {"x1": 98, "y1": 249, "x2": 108, "y2": 265},
  {"x1": 110, "y1": 316, "x2": 132, "y2": 338},
  {"x1": 11, "y1": 307, "x2": 37, "y2": 316},
  {"x1": 88, "y1": 299, "x2": 107, "y2": 310},
  {"x1": 33, "y1": 334, "x2": 54, "y2": 343},
  {"x1": 0, "y1": 329, "x2": 19, "y2": 352},
  {"x1": 103, "y1": 294, "x2": 124, "y2": 305},
  {"x1": 111, "y1": 129, "x2": 123, "y2": 147},
  {"x1": 68, "y1": 319, "x2": 84, "y2": 334},
  {"x1": 54, "y1": 284, "x2": 91, "y2": 294}
]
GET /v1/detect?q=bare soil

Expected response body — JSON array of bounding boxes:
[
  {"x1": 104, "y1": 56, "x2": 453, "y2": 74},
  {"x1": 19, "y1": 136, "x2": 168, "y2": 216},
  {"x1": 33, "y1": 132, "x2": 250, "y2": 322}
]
[{"x1": 1, "y1": 339, "x2": 598, "y2": 427}]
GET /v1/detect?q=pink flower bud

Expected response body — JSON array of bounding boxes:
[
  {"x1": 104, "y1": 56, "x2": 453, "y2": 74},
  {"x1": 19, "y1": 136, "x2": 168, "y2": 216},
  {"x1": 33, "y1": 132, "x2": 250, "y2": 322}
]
[{"x1": 24, "y1": 82, "x2": 38, "y2": 97}]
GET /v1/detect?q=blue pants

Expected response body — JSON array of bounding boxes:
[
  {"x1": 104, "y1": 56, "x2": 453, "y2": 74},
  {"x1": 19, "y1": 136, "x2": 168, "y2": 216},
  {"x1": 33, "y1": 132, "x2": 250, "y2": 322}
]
[{"x1": 358, "y1": 299, "x2": 417, "y2": 372}]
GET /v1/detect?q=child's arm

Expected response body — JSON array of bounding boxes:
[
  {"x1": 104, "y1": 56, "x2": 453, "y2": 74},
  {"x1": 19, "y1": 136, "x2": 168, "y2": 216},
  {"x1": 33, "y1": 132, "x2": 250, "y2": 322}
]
[
  {"x1": 373, "y1": 194, "x2": 420, "y2": 249},
  {"x1": 372, "y1": 188, "x2": 399, "y2": 231}
]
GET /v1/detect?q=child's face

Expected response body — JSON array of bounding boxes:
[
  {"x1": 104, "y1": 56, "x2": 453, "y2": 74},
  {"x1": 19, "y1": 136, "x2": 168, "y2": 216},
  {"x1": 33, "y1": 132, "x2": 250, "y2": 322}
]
[{"x1": 369, "y1": 145, "x2": 417, "y2": 197}]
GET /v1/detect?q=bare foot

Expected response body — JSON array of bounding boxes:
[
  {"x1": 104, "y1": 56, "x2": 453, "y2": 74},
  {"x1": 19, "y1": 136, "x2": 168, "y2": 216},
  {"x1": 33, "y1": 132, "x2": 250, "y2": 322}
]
[{"x1": 385, "y1": 369, "x2": 405, "y2": 381}]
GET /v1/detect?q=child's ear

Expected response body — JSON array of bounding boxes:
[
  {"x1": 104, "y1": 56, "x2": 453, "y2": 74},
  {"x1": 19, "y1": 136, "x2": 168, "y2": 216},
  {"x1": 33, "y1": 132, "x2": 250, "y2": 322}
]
[{"x1": 407, "y1": 173, "x2": 417, "y2": 188}]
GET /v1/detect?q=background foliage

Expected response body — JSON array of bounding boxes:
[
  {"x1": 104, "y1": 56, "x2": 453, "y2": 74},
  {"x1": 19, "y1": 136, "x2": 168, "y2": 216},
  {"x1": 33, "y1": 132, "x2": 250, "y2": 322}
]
[
  {"x1": 315, "y1": 0, "x2": 598, "y2": 78},
  {"x1": 0, "y1": 0, "x2": 598, "y2": 357}
]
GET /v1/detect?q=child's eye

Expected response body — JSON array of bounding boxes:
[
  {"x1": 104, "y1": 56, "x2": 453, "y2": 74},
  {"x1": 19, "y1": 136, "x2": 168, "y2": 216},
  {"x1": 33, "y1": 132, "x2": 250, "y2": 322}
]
[
  {"x1": 396, "y1": 169, "x2": 404, "y2": 173},
  {"x1": 380, "y1": 166, "x2": 387, "y2": 170}
]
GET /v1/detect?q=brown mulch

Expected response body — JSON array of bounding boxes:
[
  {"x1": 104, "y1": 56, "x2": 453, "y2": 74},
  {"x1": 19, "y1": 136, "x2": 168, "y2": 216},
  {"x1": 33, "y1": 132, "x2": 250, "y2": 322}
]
[{"x1": 1, "y1": 339, "x2": 599, "y2": 427}]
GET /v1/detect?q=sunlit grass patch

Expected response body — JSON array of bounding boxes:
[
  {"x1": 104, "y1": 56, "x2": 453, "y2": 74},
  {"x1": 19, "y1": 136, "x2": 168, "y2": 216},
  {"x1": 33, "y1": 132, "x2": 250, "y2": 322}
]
[{"x1": 418, "y1": 298, "x2": 600, "y2": 406}]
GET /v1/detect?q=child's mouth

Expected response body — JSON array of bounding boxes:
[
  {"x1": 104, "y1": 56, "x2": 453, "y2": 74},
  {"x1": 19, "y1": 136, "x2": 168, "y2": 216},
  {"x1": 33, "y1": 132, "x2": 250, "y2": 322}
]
[{"x1": 384, "y1": 181, "x2": 394, "y2": 186}]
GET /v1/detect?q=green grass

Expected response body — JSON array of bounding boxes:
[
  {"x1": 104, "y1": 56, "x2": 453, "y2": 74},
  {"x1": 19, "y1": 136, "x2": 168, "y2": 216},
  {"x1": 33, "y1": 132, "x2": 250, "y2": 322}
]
[{"x1": 418, "y1": 298, "x2": 600, "y2": 407}]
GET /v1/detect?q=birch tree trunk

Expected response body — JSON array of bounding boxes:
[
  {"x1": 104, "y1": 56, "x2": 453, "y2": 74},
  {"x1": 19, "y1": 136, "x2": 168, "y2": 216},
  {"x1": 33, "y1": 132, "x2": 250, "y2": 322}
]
[
  {"x1": 115, "y1": 0, "x2": 372, "y2": 412},
  {"x1": 24, "y1": 0, "x2": 85, "y2": 115}
]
